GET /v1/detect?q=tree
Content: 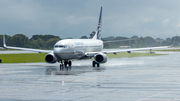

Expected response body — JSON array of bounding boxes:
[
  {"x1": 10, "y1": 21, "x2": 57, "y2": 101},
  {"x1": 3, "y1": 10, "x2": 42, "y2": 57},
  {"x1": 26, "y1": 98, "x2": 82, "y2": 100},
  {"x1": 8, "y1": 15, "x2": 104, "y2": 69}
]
[
  {"x1": 46, "y1": 38, "x2": 60, "y2": 49},
  {"x1": 102, "y1": 36, "x2": 115, "y2": 41},
  {"x1": 10, "y1": 34, "x2": 29, "y2": 47},
  {"x1": 80, "y1": 36, "x2": 88, "y2": 39},
  {"x1": 89, "y1": 31, "x2": 96, "y2": 38},
  {"x1": 114, "y1": 36, "x2": 128, "y2": 40},
  {"x1": 137, "y1": 37, "x2": 145, "y2": 47},
  {"x1": 65, "y1": 37, "x2": 73, "y2": 39},
  {"x1": 31, "y1": 34, "x2": 61, "y2": 41},
  {"x1": 166, "y1": 38, "x2": 171, "y2": 42},
  {"x1": 131, "y1": 35, "x2": 138, "y2": 39},
  {"x1": 36, "y1": 38, "x2": 45, "y2": 48},
  {"x1": 29, "y1": 39, "x2": 39, "y2": 49},
  {"x1": 144, "y1": 36, "x2": 157, "y2": 47}
]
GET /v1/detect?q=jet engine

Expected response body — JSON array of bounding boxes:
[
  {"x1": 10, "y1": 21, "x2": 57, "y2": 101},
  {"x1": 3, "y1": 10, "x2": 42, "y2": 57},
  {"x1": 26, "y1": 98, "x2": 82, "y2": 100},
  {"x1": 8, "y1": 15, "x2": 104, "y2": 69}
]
[
  {"x1": 94, "y1": 53, "x2": 107, "y2": 63},
  {"x1": 45, "y1": 52, "x2": 57, "y2": 63}
]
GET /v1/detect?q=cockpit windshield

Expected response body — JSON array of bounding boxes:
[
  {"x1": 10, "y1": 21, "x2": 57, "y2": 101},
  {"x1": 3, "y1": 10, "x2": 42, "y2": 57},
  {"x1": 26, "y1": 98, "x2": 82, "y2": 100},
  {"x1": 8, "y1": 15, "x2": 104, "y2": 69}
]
[{"x1": 54, "y1": 45, "x2": 67, "y2": 48}]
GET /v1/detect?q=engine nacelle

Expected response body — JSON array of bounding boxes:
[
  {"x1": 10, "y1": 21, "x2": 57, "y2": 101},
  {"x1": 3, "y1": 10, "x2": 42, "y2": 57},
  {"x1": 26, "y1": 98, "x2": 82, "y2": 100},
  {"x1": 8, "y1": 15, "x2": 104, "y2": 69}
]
[
  {"x1": 94, "y1": 53, "x2": 107, "y2": 63},
  {"x1": 45, "y1": 52, "x2": 57, "y2": 63}
]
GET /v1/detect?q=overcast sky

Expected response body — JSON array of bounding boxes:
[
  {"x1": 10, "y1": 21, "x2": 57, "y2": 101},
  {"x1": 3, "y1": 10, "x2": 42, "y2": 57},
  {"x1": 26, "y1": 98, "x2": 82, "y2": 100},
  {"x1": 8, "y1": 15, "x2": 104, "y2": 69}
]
[{"x1": 0, "y1": 0, "x2": 180, "y2": 39}]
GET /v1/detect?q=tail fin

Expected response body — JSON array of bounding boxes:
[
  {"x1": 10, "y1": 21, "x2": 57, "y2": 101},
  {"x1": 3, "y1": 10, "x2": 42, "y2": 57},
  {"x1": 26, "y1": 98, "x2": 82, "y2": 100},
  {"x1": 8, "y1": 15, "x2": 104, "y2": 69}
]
[{"x1": 93, "y1": 6, "x2": 102, "y2": 40}]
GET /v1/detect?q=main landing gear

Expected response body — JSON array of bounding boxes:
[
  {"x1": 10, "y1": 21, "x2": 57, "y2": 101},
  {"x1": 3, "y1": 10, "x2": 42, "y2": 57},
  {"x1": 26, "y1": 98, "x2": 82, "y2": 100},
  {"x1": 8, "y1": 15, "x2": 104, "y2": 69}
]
[
  {"x1": 60, "y1": 60, "x2": 72, "y2": 70},
  {"x1": 92, "y1": 61, "x2": 100, "y2": 67}
]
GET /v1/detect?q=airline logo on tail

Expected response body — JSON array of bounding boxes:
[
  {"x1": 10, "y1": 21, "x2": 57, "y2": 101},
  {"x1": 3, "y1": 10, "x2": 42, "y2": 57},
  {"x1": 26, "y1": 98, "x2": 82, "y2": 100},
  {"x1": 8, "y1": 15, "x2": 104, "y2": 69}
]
[
  {"x1": 93, "y1": 6, "x2": 102, "y2": 40},
  {"x1": 97, "y1": 6, "x2": 102, "y2": 40}
]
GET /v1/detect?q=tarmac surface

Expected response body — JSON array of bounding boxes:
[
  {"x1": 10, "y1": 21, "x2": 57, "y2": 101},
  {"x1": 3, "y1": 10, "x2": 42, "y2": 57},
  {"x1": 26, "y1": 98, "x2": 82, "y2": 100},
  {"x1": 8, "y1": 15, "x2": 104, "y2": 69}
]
[{"x1": 0, "y1": 52, "x2": 180, "y2": 101}]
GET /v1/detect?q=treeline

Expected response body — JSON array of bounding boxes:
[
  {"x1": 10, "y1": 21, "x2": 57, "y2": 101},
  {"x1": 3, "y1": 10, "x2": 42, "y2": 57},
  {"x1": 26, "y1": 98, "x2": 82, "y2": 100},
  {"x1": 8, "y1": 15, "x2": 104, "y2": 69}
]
[
  {"x1": 102, "y1": 35, "x2": 178, "y2": 48},
  {"x1": 80, "y1": 33, "x2": 179, "y2": 48},
  {"x1": 0, "y1": 33, "x2": 179, "y2": 49},
  {"x1": 0, "y1": 34, "x2": 61, "y2": 49}
]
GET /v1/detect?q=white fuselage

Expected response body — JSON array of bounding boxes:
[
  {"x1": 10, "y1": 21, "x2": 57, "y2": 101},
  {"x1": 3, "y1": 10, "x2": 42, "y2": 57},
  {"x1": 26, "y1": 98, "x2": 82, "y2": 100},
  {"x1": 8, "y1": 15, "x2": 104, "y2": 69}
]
[{"x1": 53, "y1": 39, "x2": 103, "y2": 60}]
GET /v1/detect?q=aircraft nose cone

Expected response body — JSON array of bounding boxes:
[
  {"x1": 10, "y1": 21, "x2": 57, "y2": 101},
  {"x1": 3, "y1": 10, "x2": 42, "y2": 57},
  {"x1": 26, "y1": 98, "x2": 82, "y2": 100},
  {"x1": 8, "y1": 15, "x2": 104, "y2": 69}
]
[{"x1": 53, "y1": 48, "x2": 61, "y2": 54}]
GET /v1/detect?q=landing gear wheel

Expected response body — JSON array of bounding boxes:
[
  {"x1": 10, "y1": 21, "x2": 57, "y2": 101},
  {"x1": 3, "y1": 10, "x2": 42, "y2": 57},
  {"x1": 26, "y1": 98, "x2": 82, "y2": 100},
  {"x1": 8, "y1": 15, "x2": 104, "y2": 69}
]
[
  {"x1": 68, "y1": 61, "x2": 72, "y2": 67},
  {"x1": 60, "y1": 63, "x2": 64, "y2": 70},
  {"x1": 97, "y1": 63, "x2": 100, "y2": 67},
  {"x1": 92, "y1": 61, "x2": 100, "y2": 67},
  {"x1": 60, "y1": 64, "x2": 63, "y2": 67},
  {"x1": 92, "y1": 61, "x2": 96, "y2": 67},
  {"x1": 59, "y1": 60, "x2": 72, "y2": 70},
  {"x1": 64, "y1": 61, "x2": 68, "y2": 67}
]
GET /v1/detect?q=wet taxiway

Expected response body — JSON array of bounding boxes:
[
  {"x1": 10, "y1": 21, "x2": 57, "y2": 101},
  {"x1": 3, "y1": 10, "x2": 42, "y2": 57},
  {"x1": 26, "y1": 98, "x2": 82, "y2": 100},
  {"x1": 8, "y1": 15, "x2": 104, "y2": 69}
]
[{"x1": 1, "y1": 52, "x2": 180, "y2": 101}]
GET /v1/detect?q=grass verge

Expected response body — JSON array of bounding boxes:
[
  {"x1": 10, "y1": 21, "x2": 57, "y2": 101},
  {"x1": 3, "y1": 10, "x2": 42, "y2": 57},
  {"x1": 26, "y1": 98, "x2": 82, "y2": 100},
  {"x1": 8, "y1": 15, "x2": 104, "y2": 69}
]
[{"x1": 0, "y1": 53, "x2": 47, "y2": 63}]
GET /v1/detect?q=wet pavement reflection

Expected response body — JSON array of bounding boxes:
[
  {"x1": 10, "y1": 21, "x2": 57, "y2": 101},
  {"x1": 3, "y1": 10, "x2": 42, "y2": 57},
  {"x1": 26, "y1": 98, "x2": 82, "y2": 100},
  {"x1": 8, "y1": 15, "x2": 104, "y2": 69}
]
[{"x1": 0, "y1": 52, "x2": 180, "y2": 100}]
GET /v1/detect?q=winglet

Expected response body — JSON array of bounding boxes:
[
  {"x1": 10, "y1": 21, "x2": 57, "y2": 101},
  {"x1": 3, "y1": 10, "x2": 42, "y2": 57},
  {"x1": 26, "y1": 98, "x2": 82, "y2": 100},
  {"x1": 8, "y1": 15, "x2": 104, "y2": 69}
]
[
  {"x1": 93, "y1": 6, "x2": 102, "y2": 40},
  {"x1": 171, "y1": 34, "x2": 177, "y2": 47},
  {"x1": 3, "y1": 35, "x2": 7, "y2": 48}
]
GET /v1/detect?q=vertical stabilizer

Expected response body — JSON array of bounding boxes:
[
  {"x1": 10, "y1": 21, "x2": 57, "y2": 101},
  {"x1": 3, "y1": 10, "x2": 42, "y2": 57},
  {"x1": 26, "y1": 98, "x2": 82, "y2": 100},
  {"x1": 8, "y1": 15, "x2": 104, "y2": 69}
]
[{"x1": 93, "y1": 6, "x2": 102, "y2": 40}]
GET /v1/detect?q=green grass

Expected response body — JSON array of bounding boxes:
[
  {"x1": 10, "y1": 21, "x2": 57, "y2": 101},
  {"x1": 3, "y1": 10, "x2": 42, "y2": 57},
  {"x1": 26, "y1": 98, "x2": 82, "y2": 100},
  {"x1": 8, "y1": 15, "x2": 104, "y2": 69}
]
[
  {"x1": 0, "y1": 53, "x2": 47, "y2": 63},
  {"x1": 0, "y1": 52, "x2": 165, "y2": 63}
]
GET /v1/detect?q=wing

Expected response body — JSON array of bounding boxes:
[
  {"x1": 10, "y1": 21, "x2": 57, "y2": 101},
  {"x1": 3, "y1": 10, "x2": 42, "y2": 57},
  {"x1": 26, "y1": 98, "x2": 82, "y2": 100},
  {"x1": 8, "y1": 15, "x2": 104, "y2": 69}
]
[
  {"x1": 4, "y1": 46, "x2": 52, "y2": 53},
  {"x1": 103, "y1": 38, "x2": 135, "y2": 44},
  {"x1": 103, "y1": 46, "x2": 170, "y2": 54},
  {"x1": 85, "y1": 46, "x2": 170, "y2": 57},
  {"x1": 3, "y1": 35, "x2": 52, "y2": 53}
]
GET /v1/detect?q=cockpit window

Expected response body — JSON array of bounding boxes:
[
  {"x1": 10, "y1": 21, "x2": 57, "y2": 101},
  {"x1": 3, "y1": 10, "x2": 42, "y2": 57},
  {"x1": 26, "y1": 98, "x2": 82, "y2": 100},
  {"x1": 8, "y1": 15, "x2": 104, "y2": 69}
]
[
  {"x1": 59, "y1": 45, "x2": 64, "y2": 48},
  {"x1": 54, "y1": 45, "x2": 67, "y2": 48}
]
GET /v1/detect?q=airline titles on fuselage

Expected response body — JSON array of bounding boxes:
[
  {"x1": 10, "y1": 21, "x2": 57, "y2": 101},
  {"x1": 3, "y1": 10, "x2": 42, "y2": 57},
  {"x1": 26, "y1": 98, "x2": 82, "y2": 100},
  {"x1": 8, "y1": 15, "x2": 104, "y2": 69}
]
[{"x1": 74, "y1": 42, "x2": 84, "y2": 45}]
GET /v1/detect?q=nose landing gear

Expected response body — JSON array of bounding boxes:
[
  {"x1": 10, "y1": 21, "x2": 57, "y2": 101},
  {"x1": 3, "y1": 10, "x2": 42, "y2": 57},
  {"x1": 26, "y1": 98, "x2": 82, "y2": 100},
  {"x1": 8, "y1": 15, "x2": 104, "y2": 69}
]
[{"x1": 60, "y1": 60, "x2": 72, "y2": 70}]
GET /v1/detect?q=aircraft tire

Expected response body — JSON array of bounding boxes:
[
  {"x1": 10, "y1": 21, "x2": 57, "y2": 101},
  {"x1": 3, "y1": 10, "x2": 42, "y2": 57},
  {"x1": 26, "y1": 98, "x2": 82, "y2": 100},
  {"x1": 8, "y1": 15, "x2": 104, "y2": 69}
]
[
  {"x1": 60, "y1": 64, "x2": 63, "y2": 68},
  {"x1": 64, "y1": 61, "x2": 68, "y2": 67},
  {"x1": 97, "y1": 63, "x2": 100, "y2": 67},
  {"x1": 92, "y1": 61, "x2": 96, "y2": 67},
  {"x1": 68, "y1": 61, "x2": 72, "y2": 67}
]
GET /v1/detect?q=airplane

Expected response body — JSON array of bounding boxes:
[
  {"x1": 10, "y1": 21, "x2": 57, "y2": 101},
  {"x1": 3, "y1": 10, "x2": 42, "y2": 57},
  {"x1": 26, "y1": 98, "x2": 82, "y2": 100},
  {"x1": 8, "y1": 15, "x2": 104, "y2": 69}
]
[{"x1": 3, "y1": 6, "x2": 170, "y2": 68}]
